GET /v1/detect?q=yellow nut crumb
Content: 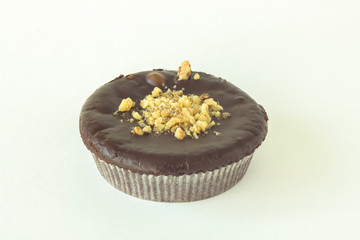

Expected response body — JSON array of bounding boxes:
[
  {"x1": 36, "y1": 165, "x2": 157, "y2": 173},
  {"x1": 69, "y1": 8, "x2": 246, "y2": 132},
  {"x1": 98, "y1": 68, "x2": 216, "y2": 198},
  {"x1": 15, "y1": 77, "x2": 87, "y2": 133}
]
[
  {"x1": 139, "y1": 122, "x2": 147, "y2": 128},
  {"x1": 174, "y1": 128, "x2": 186, "y2": 140},
  {"x1": 140, "y1": 100, "x2": 147, "y2": 109},
  {"x1": 222, "y1": 112, "x2": 231, "y2": 118},
  {"x1": 200, "y1": 93, "x2": 210, "y2": 100},
  {"x1": 165, "y1": 117, "x2": 180, "y2": 130},
  {"x1": 132, "y1": 111, "x2": 142, "y2": 120},
  {"x1": 152, "y1": 111, "x2": 161, "y2": 119},
  {"x1": 154, "y1": 124, "x2": 165, "y2": 132},
  {"x1": 152, "y1": 87, "x2": 163, "y2": 97},
  {"x1": 154, "y1": 117, "x2": 163, "y2": 126},
  {"x1": 142, "y1": 126, "x2": 152, "y2": 133},
  {"x1": 132, "y1": 126, "x2": 144, "y2": 135},
  {"x1": 177, "y1": 60, "x2": 192, "y2": 81},
  {"x1": 211, "y1": 104, "x2": 224, "y2": 111},
  {"x1": 118, "y1": 97, "x2": 135, "y2": 112},
  {"x1": 196, "y1": 120, "x2": 208, "y2": 132},
  {"x1": 204, "y1": 98, "x2": 217, "y2": 106},
  {"x1": 200, "y1": 103, "x2": 209, "y2": 113},
  {"x1": 212, "y1": 111, "x2": 221, "y2": 118},
  {"x1": 173, "y1": 90, "x2": 183, "y2": 96},
  {"x1": 194, "y1": 73, "x2": 200, "y2": 80}
]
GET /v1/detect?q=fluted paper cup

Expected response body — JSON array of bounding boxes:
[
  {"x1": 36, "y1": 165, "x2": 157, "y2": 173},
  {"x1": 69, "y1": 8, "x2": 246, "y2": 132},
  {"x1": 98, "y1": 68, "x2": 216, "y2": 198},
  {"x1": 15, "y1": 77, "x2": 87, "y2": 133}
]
[{"x1": 93, "y1": 153, "x2": 253, "y2": 202}]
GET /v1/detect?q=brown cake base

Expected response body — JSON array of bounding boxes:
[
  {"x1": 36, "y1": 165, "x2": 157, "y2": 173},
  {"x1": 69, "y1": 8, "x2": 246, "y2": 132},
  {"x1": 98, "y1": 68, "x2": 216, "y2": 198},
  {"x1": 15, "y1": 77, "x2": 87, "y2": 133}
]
[{"x1": 93, "y1": 153, "x2": 253, "y2": 202}]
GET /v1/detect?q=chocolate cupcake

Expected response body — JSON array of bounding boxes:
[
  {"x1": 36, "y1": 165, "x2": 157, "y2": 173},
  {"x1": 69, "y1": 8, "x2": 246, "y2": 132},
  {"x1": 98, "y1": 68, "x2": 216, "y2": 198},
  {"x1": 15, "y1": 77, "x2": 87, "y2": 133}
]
[{"x1": 79, "y1": 61, "x2": 268, "y2": 202}]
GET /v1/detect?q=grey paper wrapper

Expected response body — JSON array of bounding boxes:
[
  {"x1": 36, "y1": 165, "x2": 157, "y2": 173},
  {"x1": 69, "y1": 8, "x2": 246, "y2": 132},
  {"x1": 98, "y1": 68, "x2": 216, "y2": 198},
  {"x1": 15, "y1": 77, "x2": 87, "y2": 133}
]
[{"x1": 93, "y1": 153, "x2": 253, "y2": 202}]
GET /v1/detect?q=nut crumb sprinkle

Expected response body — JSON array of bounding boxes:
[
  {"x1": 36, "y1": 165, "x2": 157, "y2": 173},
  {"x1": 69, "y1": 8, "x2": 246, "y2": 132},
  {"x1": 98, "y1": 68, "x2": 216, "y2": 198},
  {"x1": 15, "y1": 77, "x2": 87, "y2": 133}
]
[
  {"x1": 118, "y1": 98, "x2": 135, "y2": 112},
  {"x1": 143, "y1": 126, "x2": 152, "y2": 133},
  {"x1": 132, "y1": 126, "x2": 143, "y2": 135},
  {"x1": 132, "y1": 111, "x2": 142, "y2": 120},
  {"x1": 177, "y1": 60, "x2": 192, "y2": 81},
  {"x1": 125, "y1": 87, "x2": 229, "y2": 140},
  {"x1": 194, "y1": 73, "x2": 200, "y2": 80},
  {"x1": 174, "y1": 128, "x2": 186, "y2": 140}
]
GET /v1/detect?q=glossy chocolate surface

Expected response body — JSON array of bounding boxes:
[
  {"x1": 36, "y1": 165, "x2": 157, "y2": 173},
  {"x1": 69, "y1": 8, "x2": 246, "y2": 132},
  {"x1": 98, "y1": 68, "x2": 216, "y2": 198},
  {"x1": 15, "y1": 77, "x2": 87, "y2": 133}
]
[{"x1": 80, "y1": 70, "x2": 268, "y2": 176}]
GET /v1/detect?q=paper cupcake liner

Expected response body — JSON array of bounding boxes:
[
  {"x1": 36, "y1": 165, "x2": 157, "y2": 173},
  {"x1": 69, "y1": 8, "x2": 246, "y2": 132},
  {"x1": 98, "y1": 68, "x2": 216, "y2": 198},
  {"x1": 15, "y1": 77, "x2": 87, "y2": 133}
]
[{"x1": 93, "y1": 153, "x2": 253, "y2": 202}]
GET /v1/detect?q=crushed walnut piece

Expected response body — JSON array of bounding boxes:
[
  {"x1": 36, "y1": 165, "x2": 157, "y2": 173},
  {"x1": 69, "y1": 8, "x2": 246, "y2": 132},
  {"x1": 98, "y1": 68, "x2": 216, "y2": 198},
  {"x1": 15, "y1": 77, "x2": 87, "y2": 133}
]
[
  {"x1": 132, "y1": 111, "x2": 142, "y2": 120},
  {"x1": 213, "y1": 131, "x2": 221, "y2": 136},
  {"x1": 131, "y1": 126, "x2": 143, "y2": 135},
  {"x1": 177, "y1": 60, "x2": 192, "y2": 81},
  {"x1": 142, "y1": 125, "x2": 152, "y2": 133},
  {"x1": 174, "y1": 127, "x2": 186, "y2": 140},
  {"x1": 194, "y1": 73, "x2": 200, "y2": 80},
  {"x1": 118, "y1": 97, "x2": 135, "y2": 112},
  {"x1": 127, "y1": 87, "x2": 230, "y2": 140}
]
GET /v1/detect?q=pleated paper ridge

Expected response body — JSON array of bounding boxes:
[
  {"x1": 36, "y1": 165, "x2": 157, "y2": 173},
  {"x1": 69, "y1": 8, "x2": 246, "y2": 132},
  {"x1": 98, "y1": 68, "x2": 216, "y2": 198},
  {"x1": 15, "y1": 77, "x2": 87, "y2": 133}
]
[{"x1": 93, "y1": 154, "x2": 253, "y2": 202}]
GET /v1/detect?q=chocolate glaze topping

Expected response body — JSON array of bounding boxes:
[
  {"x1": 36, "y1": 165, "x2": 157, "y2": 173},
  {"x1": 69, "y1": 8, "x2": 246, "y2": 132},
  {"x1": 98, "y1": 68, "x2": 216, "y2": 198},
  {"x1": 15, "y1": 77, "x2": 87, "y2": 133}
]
[{"x1": 80, "y1": 70, "x2": 268, "y2": 176}]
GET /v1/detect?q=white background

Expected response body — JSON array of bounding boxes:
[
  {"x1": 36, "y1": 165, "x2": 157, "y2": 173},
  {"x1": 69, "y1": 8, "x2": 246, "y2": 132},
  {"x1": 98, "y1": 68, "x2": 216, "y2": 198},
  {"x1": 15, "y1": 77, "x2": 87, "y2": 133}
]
[{"x1": 1, "y1": 0, "x2": 360, "y2": 239}]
